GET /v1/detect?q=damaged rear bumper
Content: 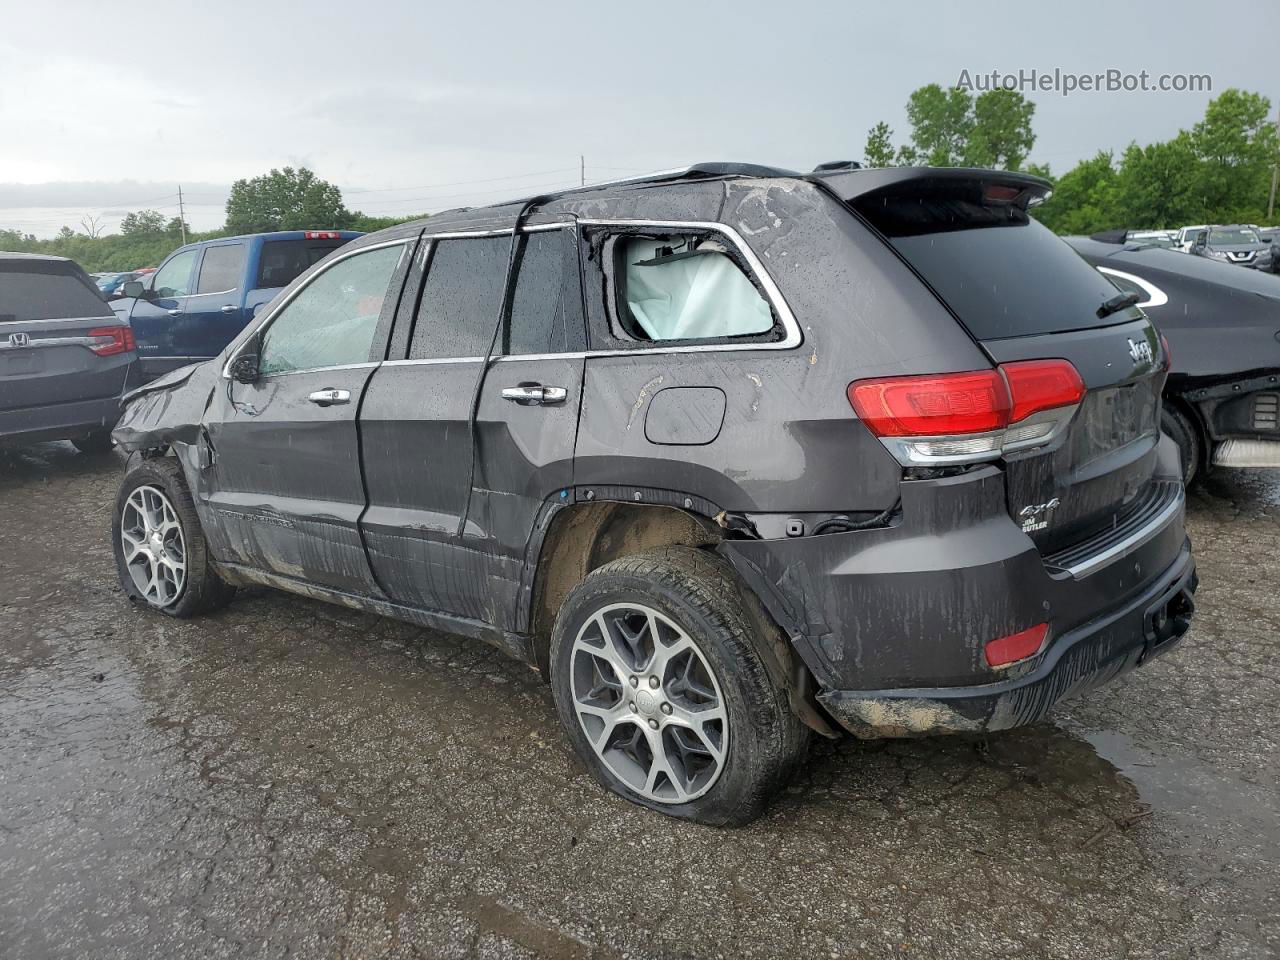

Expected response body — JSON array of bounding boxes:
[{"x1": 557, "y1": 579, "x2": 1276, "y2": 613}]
[{"x1": 818, "y1": 545, "x2": 1196, "y2": 737}]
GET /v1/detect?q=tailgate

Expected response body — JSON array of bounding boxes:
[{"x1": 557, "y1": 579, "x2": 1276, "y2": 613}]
[
  {"x1": 981, "y1": 319, "x2": 1164, "y2": 552},
  {"x1": 845, "y1": 170, "x2": 1168, "y2": 555},
  {"x1": 0, "y1": 258, "x2": 132, "y2": 412}
]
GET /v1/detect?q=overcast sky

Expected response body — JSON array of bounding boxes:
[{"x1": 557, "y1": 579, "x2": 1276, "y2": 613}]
[{"x1": 2, "y1": 0, "x2": 1276, "y2": 237}]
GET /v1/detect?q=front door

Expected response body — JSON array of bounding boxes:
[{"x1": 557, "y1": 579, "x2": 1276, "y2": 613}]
[
  {"x1": 129, "y1": 247, "x2": 198, "y2": 379},
  {"x1": 203, "y1": 238, "x2": 415, "y2": 596},
  {"x1": 359, "y1": 224, "x2": 586, "y2": 629}
]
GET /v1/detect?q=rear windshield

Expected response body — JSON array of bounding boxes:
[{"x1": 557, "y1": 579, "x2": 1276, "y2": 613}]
[
  {"x1": 851, "y1": 179, "x2": 1131, "y2": 340},
  {"x1": 0, "y1": 260, "x2": 110, "y2": 323},
  {"x1": 255, "y1": 239, "x2": 349, "y2": 289}
]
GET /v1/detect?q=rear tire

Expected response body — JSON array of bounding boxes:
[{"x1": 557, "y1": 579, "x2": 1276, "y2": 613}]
[
  {"x1": 1161, "y1": 403, "x2": 1202, "y2": 485},
  {"x1": 72, "y1": 429, "x2": 115, "y2": 454},
  {"x1": 549, "y1": 546, "x2": 809, "y2": 826},
  {"x1": 112, "y1": 457, "x2": 235, "y2": 618}
]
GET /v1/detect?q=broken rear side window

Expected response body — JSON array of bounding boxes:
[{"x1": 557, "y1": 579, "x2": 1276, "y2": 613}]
[{"x1": 609, "y1": 234, "x2": 777, "y2": 344}]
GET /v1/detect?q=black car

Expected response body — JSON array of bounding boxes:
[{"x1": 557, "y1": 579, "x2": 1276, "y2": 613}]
[
  {"x1": 109, "y1": 165, "x2": 1196, "y2": 824},
  {"x1": 1, "y1": 253, "x2": 139, "y2": 451},
  {"x1": 1069, "y1": 234, "x2": 1280, "y2": 481}
]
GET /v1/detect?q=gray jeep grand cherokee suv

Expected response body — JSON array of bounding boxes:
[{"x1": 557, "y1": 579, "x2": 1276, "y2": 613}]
[{"x1": 110, "y1": 164, "x2": 1197, "y2": 825}]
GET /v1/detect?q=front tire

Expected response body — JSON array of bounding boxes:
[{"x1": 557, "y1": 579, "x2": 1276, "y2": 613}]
[
  {"x1": 112, "y1": 457, "x2": 235, "y2": 617},
  {"x1": 1161, "y1": 403, "x2": 1202, "y2": 485},
  {"x1": 550, "y1": 546, "x2": 808, "y2": 826}
]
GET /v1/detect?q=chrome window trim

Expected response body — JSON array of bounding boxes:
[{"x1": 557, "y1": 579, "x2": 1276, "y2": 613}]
[
  {"x1": 222, "y1": 237, "x2": 415, "y2": 378},
  {"x1": 255, "y1": 361, "x2": 380, "y2": 381},
  {"x1": 187, "y1": 288, "x2": 237, "y2": 299},
  {"x1": 579, "y1": 218, "x2": 801, "y2": 352},
  {"x1": 0, "y1": 315, "x2": 120, "y2": 329}
]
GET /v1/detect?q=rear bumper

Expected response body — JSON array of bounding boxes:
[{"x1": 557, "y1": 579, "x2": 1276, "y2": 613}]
[
  {"x1": 818, "y1": 544, "x2": 1196, "y2": 737},
  {"x1": 0, "y1": 394, "x2": 124, "y2": 446},
  {"x1": 720, "y1": 437, "x2": 1195, "y2": 737}
]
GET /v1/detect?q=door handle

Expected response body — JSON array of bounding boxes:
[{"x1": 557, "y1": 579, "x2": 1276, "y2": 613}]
[
  {"x1": 308, "y1": 388, "x2": 351, "y2": 406},
  {"x1": 501, "y1": 385, "x2": 567, "y2": 405},
  {"x1": 220, "y1": 305, "x2": 237, "y2": 314},
  {"x1": 167, "y1": 309, "x2": 183, "y2": 317}
]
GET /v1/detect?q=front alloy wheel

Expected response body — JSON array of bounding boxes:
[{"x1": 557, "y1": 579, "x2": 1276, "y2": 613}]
[
  {"x1": 570, "y1": 602, "x2": 728, "y2": 804},
  {"x1": 119, "y1": 485, "x2": 188, "y2": 607}
]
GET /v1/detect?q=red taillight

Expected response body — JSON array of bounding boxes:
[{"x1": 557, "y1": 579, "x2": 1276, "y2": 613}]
[
  {"x1": 847, "y1": 370, "x2": 1011, "y2": 437},
  {"x1": 985, "y1": 623, "x2": 1049, "y2": 667},
  {"x1": 1001, "y1": 359, "x2": 1086, "y2": 423},
  {"x1": 87, "y1": 326, "x2": 135, "y2": 357},
  {"x1": 849, "y1": 359, "x2": 1085, "y2": 464},
  {"x1": 305, "y1": 230, "x2": 340, "y2": 240}
]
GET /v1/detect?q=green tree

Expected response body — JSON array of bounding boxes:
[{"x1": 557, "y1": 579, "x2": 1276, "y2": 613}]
[
  {"x1": 906, "y1": 84, "x2": 974, "y2": 166},
  {"x1": 1031, "y1": 151, "x2": 1120, "y2": 235},
  {"x1": 1189, "y1": 89, "x2": 1278, "y2": 221},
  {"x1": 864, "y1": 121, "x2": 896, "y2": 167},
  {"x1": 1111, "y1": 135, "x2": 1202, "y2": 228},
  {"x1": 965, "y1": 89, "x2": 1036, "y2": 170},
  {"x1": 225, "y1": 167, "x2": 353, "y2": 234},
  {"x1": 120, "y1": 209, "x2": 168, "y2": 237}
]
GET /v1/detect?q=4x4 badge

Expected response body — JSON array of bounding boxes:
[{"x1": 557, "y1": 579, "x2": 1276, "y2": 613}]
[
  {"x1": 1019, "y1": 497, "x2": 1061, "y2": 532},
  {"x1": 1128, "y1": 338, "x2": 1153, "y2": 365}
]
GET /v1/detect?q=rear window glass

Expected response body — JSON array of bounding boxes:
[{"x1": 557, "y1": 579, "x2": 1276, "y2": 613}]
[
  {"x1": 256, "y1": 240, "x2": 346, "y2": 289},
  {"x1": 410, "y1": 236, "x2": 507, "y2": 360},
  {"x1": 0, "y1": 260, "x2": 110, "y2": 323},
  {"x1": 852, "y1": 179, "x2": 1130, "y2": 340}
]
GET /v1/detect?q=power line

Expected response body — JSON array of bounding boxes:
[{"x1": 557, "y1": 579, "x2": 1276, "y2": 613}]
[{"x1": 340, "y1": 167, "x2": 577, "y2": 195}]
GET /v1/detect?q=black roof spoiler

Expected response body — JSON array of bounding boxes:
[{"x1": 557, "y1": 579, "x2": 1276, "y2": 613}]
[
  {"x1": 812, "y1": 166, "x2": 1053, "y2": 204},
  {"x1": 1089, "y1": 229, "x2": 1130, "y2": 244}
]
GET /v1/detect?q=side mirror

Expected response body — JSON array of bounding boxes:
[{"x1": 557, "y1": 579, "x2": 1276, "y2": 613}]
[
  {"x1": 229, "y1": 353, "x2": 260, "y2": 384},
  {"x1": 121, "y1": 280, "x2": 146, "y2": 298}
]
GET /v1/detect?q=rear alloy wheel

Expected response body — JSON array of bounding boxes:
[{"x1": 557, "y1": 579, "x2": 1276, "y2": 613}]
[
  {"x1": 569, "y1": 602, "x2": 729, "y2": 803},
  {"x1": 550, "y1": 547, "x2": 808, "y2": 825}
]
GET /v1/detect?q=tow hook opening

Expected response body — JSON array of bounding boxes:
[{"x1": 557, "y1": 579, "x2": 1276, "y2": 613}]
[{"x1": 1142, "y1": 585, "x2": 1195, "y2": 661}]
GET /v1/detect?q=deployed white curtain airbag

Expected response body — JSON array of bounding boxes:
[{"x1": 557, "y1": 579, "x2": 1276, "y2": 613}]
[{"x1": 623, "y1": 238, "x2": 773, "y2": 341}]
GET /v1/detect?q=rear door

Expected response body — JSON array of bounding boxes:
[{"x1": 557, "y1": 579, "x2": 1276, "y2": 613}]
[
  {"x1": 202, "y1": 239, "x2": 414, "y2": 596},
  {"x1": 358, "y1": 224, "x2": 586, "y2": 629},
  {"x1": 129, "y1": 246, "x2": 199, "y2": 379},
  {"x1": 849, "y1": 174, "x2": 1169, "y2": 555},
  {"x1": 0, "y1": 258, "x2": 130, "y2": 415},
  {"x1": 180, "y1": 241, "x2": 249, "y2": 360}
]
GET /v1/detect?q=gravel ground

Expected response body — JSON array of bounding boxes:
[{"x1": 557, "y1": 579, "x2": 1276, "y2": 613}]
[{"x1": 1, "y1": 443, "x2": 1277, "y2": 960}]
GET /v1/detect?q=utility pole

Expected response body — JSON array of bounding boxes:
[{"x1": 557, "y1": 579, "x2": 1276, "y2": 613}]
[
  {"x1": 1269, "y1": 103, "x2": 1279, "y2": 221},
  {"x1": 177, "y1": 185, "x2": 188, "y2": 244},
  {"x1": 580, "y1": 155, "x2": 585, "y2": 187}
]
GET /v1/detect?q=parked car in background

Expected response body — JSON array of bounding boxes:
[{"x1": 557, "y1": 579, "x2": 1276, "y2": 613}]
[
  {"x1": 1186, "y1": 224, "x2": 1272, "y2": 268},
  {"x1": 1, "y1": 253, "x2": 139, "y2": 452},
  {"x1": 112, "y1": 230, "x2": 362, "y2": 380},
  {"x1": 96, "y1": 271, "x2": 142, "y2": 299},
  {"x1": 110, "y1": 165, "x2": 1195, "y2": 824},
  {"x1": 1070, "y1": 232, "x2": 1280, "y2": 481},
  {"x1": 1126, "y1": 229, "x2": 1179, "y2": 249},
  {"x1": 1174, "y1": 225, "x2": 1209, "y2": 252}
]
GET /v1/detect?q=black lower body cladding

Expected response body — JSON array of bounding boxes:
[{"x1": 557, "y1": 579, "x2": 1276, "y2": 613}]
[{"x1": 720, "y1": 439, "x2": 1195, "y2": 738}]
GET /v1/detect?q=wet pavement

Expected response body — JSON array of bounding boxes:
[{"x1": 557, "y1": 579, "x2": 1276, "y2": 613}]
[{"x1": 1, "y1": 443, "x2": 1277, "y2": 960}]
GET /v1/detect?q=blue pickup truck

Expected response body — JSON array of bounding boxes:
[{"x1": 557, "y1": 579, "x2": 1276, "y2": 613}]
[{"x1": 114, "y1": 230, "x2": 362, "y2": 380}]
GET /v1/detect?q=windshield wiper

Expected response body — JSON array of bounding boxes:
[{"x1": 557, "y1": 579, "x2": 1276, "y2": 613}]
[{"x1": 1097, "y1": 290, "x2": 1141, "y2": 318}]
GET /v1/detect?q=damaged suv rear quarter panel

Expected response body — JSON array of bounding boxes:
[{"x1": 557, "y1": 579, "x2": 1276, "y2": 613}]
[{"x1": 568, "y1": 178, "x2": 992, "y2": 514}]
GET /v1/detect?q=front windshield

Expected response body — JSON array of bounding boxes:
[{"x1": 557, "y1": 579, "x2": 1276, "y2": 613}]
[{"x1": 1209, "y1": 227, "x2": 1260, "y2": 244}]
